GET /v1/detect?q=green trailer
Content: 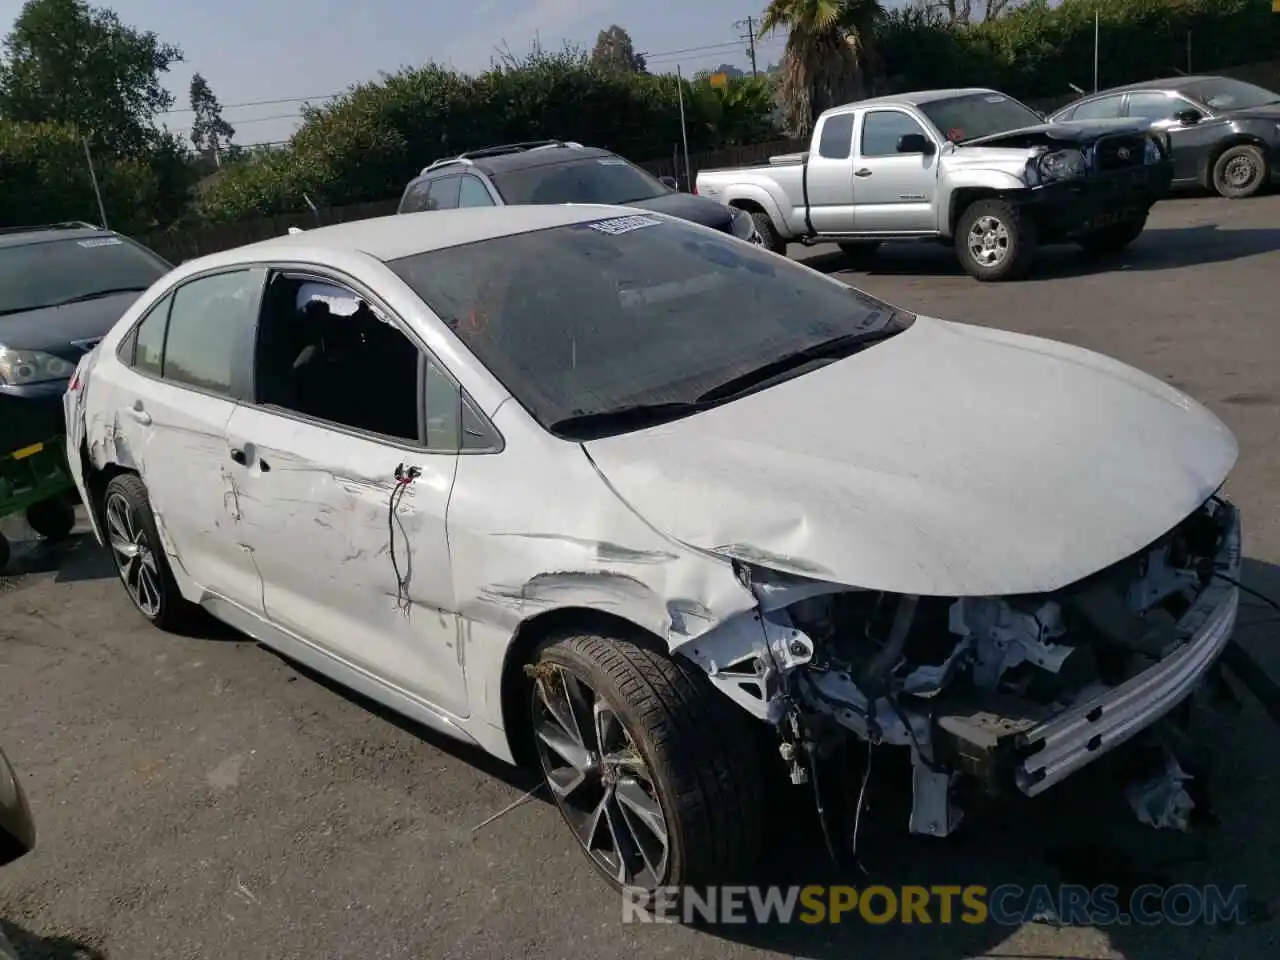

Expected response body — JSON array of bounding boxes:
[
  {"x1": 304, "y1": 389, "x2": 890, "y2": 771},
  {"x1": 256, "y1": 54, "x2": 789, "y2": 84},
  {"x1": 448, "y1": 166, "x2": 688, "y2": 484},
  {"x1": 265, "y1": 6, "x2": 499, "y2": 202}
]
[{"x1": 0, "y1": 437, "x2": 78, "y2": 571}]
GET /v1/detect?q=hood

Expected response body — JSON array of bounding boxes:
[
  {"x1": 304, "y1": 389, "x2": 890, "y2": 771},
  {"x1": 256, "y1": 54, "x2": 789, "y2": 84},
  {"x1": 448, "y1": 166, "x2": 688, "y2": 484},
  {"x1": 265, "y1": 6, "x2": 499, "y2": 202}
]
[
  {"x1": 0, "y1": 292, "x2": 141, "y2": 359},
  {"x1": 584, "y1": 317, "x2": 1237, "y2": 598},
  {"x1": 626, "y1": 192, "x2": 736, "y2": 232},
  {"x1": 961, "y1": 117, "x2": 1151, "y2": 148}
]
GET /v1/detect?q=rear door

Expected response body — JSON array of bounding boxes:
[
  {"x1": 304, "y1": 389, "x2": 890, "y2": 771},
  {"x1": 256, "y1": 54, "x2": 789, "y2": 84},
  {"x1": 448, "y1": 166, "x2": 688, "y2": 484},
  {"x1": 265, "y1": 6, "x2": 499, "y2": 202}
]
[{"x1": 804, "y1": 111, "x2": 857, "y2": 233}]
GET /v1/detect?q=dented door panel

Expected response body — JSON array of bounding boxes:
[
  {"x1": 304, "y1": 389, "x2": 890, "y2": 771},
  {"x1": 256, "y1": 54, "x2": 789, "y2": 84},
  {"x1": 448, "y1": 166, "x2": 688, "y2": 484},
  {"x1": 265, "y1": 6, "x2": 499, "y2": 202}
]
[{"x1": 224, "y1": 406, "x2": 468, "y2": 718}]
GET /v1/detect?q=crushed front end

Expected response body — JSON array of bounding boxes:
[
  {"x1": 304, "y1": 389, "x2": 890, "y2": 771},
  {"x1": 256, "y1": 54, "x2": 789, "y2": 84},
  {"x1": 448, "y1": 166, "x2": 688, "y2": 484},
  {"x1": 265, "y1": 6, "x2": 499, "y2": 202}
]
[{"x1": 680, "y1": 496, "x2": 1241, "y2": 842}]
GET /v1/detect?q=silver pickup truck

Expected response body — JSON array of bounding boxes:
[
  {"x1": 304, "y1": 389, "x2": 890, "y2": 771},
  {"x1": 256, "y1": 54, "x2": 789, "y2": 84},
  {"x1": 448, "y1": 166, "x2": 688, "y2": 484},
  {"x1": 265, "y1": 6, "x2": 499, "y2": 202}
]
[{"x1": 695, "y1": 87, "x2": 1175, "y2": 281}]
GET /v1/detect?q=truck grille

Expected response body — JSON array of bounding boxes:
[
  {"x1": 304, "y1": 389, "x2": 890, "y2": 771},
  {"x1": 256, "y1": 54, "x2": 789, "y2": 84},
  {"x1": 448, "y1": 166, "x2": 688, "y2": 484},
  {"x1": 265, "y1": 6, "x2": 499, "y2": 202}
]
[{"x1": 1093, "y1": 135, "x2": 1146, "y2": 173}]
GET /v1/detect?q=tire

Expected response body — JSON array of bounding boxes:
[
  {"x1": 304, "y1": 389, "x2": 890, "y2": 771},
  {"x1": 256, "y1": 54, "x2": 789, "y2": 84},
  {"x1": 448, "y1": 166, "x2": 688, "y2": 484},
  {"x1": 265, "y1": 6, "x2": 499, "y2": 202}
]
[
  {"x1": 1211, "y1": 144, "x2": 1268, "y2": 199},
  {"x1": 101, "y1": 473, "x2": 195, "y2": 630},
  {"x1": 528, "y1": 630, "x2": 765, "y2": 892},
  {"x1": 1076, "y1": 215, "x2": 1148, "y2": 256},
  {"x1": 955, "y1": 198, "x2": 1037, "y2": 282},
  {"x1": 0, "y1": 533, "x2": 9, "y2": 572},
  {"x1": 25, "y1": 497, "x2": 76, "y2": 541},
  {"x1": 838, "y1": 241, "x2": 881, "y2": 266},
  {"x1": 750, "y1": 211, "x2": 787, "y2": 255}
]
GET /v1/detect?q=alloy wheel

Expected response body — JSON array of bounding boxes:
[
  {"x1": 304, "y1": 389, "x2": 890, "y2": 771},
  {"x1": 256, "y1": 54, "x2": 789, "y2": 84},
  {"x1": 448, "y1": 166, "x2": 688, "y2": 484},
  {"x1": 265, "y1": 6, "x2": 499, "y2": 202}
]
[
  {"x1": 105, "y1": 492, "x2": 163, "y2": 618},
  {"x1": 967, "y1": 215, "x2": 1009, "y2": 267},
  {"x1": 531, "y1": 664, "x2": 670, "y2": 888}
]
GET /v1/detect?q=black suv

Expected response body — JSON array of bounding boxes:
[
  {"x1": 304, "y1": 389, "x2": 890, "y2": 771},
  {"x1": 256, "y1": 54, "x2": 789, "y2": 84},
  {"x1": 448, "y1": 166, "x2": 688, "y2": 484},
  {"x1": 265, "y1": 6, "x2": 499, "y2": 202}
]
[
  {"x1": 397, "y1": 139, "x2": 761, "y2": 243},
  {"x1": 0, "y1": 221, "x2": 172, "y2": 452}
]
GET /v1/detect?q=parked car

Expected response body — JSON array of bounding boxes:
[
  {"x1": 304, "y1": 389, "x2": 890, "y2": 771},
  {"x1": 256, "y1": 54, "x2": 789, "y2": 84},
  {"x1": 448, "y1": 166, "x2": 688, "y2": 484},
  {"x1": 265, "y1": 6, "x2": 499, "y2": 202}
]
[
  {"x1": 66, "y1": 206, "x2": 1241, "y2": 891},
  {"x1": 397, "y1": 139, "x2": 762, "y2": 244},
  {"x1": 0, "y1": 221, "x2": 173, "y2": 562},
  {"x1": 1049, "y1": 75, "x2": 1280, "y2": 199},
  {"x1": 695, "y1": 87, "x2": 1174, "y2": 281}
]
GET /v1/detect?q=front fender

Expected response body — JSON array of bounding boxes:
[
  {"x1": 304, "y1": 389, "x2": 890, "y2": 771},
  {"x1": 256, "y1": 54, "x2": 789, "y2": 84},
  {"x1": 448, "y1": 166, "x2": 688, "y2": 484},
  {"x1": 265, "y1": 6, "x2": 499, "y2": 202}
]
[{"x1": 937, "y1": 170, "x2": 1031, "y2": 235}]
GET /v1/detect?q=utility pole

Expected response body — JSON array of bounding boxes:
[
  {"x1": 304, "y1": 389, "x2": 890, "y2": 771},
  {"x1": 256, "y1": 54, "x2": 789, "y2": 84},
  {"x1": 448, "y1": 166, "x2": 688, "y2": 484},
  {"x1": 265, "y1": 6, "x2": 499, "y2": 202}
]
[{"x1": 734, "y1": 16, "x2": 759, "y2": 77}]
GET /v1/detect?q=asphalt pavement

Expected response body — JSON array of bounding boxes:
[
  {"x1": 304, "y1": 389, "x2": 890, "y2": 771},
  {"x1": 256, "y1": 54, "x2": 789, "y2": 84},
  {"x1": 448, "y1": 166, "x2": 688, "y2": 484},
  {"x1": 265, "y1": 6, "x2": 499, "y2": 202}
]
[{"x1": 2, "y1": 193, "x2": 1279, "y2": 960}]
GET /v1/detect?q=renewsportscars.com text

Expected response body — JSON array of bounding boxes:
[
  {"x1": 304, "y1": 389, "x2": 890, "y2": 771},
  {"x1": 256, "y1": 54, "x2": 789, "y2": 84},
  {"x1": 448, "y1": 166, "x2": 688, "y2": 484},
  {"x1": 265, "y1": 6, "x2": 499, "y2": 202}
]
[{"x1": 621, "y1": 883, "x2": 1250, "y2": 926}]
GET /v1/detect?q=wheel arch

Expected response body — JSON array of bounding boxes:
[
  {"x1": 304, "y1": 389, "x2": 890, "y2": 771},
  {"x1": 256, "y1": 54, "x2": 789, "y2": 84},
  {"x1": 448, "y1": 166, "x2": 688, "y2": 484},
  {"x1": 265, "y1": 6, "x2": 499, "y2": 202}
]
[
  {"x1": 80, "y1": 440, "x2": 136, "y2": 539},
  {"x1": 947, "y1": 186, "x2": 1004, "y2": 237}
]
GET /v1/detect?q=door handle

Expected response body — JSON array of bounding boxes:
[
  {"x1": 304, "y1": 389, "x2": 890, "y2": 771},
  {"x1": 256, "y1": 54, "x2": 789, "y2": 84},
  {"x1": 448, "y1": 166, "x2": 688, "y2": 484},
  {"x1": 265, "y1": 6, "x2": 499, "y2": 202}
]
[
  {"x1": 229, "y1": 448, "x2": 247, "y2": 466},
  {"x1": 854, "y1": 168, "x2": 873, "y2": 178},
  {"x1": 126, "y1": 401, "x2": 151, "y2": 425}
]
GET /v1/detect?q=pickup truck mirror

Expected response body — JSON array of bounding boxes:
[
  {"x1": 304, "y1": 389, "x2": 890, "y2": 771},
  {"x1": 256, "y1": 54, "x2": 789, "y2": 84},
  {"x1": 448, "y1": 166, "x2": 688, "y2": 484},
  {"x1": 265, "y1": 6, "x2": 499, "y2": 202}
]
[
  {"x1": 1174, "y1": 108, "x2": 1203, "y2": 125},
  {"x1": 897, "y1": 133, "x2": 936, "y2": 156},
  {"x1": 659, "y1": 175, "x2": 679, "y2": 191}
]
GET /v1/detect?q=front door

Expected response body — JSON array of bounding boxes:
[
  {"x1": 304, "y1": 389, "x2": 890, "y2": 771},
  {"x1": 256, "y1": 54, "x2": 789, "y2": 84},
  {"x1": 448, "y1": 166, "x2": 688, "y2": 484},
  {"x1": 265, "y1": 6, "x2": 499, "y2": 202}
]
[
  {"x1": 225, "y1": 272, "x2": 468, "y2": 718},
  {"x1": 851, "y1": 109, "x2": 940, "y2": 234},
  {"x1": 1125, "y1": 91, "x2": 1220, "y2": 184}
]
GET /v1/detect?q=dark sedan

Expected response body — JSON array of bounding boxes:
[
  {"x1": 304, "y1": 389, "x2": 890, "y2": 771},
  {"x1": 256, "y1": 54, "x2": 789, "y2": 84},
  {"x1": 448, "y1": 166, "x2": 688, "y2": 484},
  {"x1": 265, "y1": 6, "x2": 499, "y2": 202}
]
[{"x1": 1049, "y1": 75, "x2": 1280, "y2": 198}]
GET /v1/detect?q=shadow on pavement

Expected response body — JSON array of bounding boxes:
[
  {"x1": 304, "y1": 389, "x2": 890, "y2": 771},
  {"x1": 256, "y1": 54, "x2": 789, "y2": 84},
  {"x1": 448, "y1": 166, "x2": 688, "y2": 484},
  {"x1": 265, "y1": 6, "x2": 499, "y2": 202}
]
[
  {"x1": 801, "y1": 223, "x2": 1280, "y2": 282},
  {"x1": 0, "y1": 920, "x2": 105, "y2": 959}
]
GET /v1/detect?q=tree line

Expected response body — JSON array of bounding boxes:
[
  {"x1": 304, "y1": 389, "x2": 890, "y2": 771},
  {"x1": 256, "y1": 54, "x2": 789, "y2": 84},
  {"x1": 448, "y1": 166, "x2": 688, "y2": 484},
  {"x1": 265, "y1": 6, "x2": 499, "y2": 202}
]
[{"x1": 1, "y1": 0, "x2": 1278, "y2": 232}]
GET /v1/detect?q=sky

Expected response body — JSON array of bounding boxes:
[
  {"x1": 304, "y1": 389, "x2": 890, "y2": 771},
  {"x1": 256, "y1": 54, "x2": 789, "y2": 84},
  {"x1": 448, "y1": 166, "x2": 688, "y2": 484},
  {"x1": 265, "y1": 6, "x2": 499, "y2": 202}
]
[{"x1": 0, "y1": 0, "x2": 894, "y2": 148}]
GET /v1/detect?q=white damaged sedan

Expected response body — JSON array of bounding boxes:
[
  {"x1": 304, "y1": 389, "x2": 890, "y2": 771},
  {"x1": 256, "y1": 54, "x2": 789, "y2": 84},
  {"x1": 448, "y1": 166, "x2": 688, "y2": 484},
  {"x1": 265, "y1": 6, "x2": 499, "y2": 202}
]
[{"x1": 64, "y1": 205, "x2": 1241, "y2": 890}]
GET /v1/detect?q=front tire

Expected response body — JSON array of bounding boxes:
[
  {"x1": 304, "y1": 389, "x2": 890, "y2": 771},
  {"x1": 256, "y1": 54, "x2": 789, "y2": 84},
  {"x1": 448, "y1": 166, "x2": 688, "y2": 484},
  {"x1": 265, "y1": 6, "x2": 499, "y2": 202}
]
[
  {"x1": 528, "y1": 631, "x2": 765, "y2": 892},
  {"x1": 1211, "y1": 144, "x2": 1268, "y2": 199},
  {"x1": 102, "y1": 473, "x2": 196, "y2": 630},
  {"x1": 1076, "y1": 215, "x2": 1148, "y2": 256},
  {"x1": 0, "y1": 532, "x2": 9, "y2": 572},
  {"x1": 955, "y1": 198, "x2": 1037, "y2": 282},
  {"x1": 750, "y1": 211, "x2": 787, "y2": 255}
]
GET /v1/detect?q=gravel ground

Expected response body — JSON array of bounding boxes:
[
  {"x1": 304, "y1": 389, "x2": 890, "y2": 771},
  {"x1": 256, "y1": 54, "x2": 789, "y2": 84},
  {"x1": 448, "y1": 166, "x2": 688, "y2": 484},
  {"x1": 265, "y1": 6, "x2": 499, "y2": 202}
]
[{"x1": 1, "y1": 193, "x2": 1279, "y2": 960}]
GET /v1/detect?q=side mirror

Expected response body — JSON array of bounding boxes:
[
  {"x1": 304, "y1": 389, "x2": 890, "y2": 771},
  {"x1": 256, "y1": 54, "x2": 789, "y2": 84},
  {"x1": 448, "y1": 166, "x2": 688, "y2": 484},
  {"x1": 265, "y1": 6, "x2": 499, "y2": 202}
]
[
  {"x1": 1175, "y1": 108, "x2": 1203, "y2": 125},
  {"x1": 659, "y1": 175, "x2": 679, "y2": 191},
  {"x1": 0, "y1": 747, "x2": 35, "y2": 867},
  {"x1": 897, "y1": 133, "x2": 936, "y2": 156}
]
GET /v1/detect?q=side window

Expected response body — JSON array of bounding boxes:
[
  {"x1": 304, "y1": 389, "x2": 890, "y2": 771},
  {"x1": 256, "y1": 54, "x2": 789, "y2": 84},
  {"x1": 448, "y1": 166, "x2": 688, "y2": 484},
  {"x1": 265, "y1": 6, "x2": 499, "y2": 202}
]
[
  {"x1": 427, "y1": 175, "x2": 462, "y2": 211},
  {"x1": 254, "y1": 275, "x2": 424, "y2": 444},
  {"x1": 130, "y1": 292, "x2": 172, "y2": 376},
  {"x1": 1127, "y1": 92, "x2": 1179, "y2": 123},
  {"x1": 423, "y1": 356, "x2": 462, "y2": 449},
  {"x1": 163, "y1": 270, "x2": 260, "y2": 396},
  {"x1": 861, "y1": 111, "x2": 929, "y2": 157},
  {"x1": 458, "y1": 176, "x2": 495, "y2": 208},
  {"x1": 399, "y1": 180, "x2": 431, "y2": 214},
  {"x1": 817, "y1": 114, "x2": 855, "y2": 160},
  {"x1": 1071, "y1": 95, "x2": 1124, "y2": 120}
]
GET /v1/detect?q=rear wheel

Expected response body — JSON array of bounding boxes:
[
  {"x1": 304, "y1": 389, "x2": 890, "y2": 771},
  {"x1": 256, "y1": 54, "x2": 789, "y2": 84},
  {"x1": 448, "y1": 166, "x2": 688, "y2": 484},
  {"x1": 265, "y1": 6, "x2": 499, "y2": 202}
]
[
  {"x1": 1076, "y1": 215, "x2": 1148, "y2": 256},
  {"x1": 955, "y1": 198, "x2": 1037, "y2": 282},
  {"x1": 102, "y1": 473, "x2": 195, "y2": 630},
  {"x1": 25, "y1": 497, "x2": 76, "y2": 541},
  {"x1": 528, "y1": 631, "x2": 765, "y2": 891},
  {"x1": 1211, "y1": 144, "x2": 1268, "y2": 199},
  {"x1": 750, "y1": 211, "x2": 787, "y2": 255}
]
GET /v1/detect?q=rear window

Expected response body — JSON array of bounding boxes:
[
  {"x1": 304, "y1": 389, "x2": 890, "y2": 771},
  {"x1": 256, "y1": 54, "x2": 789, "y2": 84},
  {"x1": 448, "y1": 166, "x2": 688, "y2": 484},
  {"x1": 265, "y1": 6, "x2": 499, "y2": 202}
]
[
  {"x1": 490, "y1": 156, "x2": 669, "y2": 205},
  {"x1": 0, "y1": 235, "x2": 170, "y2": 316},
  {"x1": 388, "y1": 216, "x2": 912, "y2": 436}
]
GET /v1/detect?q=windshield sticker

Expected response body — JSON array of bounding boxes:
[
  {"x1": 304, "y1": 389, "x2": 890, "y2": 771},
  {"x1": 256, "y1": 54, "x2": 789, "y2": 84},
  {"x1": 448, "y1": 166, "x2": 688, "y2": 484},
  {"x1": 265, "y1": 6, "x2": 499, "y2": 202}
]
[
  {"x1": 597, "y1": 158, "x2": 629, "y2": 166},
  {"x1": 77, "y1": 237, "x2": 123, "y2": 248},
  {"x1": 584, "y1": 214, "x2": 663, "y2": 236}
]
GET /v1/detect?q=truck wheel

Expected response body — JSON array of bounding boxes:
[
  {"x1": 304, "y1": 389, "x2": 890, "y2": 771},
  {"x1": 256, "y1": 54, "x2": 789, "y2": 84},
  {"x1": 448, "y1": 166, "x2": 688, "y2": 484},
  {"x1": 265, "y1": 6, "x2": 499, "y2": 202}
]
[
  {"x1": 1211, "y1": 144, "x2": 1268, "y2": 199},
  {"x1": 0, "y1": 532, "x2": 9, "y2": 572},
  {"x1": 1077, "y1": 215, "x2": 1147, "y2": 256},
  {"x1": 527, "y1": 630, "x2": 765, "y2": 891},
  {"x1": 25, "y1": 497, "x2": 76, "y2": 541},
  {"x1": 838, "y1": 241, "x2": 881, "y2": 266},
  {"x1": 955, "y1": 199, "x2": 1036, "y2": 282},
  {"x1": 102, "y1": 473, "x2": 196, "y2": 630},
  {"x1": 750, "y1": 211, "x2": 787, "y2": 255}
]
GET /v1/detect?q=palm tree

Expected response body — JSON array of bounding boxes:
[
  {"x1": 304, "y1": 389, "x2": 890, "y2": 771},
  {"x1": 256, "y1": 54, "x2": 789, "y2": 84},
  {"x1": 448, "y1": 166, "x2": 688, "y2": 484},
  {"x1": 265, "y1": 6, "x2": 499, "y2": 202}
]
[{"x1": 758, "y1": 0, "x2": 883, "y2": 135}]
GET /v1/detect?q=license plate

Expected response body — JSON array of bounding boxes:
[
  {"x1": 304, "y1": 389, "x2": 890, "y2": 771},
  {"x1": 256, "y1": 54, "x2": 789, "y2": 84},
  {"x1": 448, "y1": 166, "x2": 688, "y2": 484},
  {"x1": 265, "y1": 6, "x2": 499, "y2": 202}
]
[{"x1": 11, "y1": 442, "x2": 43, "y2": 460}]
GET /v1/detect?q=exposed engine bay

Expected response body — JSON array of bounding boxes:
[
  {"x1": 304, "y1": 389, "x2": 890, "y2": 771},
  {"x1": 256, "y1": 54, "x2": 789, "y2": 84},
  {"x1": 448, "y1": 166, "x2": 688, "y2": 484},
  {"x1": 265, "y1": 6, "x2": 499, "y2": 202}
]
[{"x1": 678, "y1": 495, "x2": 1242, "y2": 844}]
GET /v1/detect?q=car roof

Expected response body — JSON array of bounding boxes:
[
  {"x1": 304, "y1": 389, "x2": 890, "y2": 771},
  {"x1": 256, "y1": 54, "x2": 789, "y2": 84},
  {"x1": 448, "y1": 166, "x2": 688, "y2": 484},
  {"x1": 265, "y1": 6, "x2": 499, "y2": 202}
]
[
  {"x1": 831, "y1": 88, "x2": 1009, "y2": 112},
  {"x1": 0, "y1": 222, "x2": 113, "y2": 250},
  {"x1": 1078, "y1": 75, "x2": 1222, "y2": 98},
  {"x1": 186, "y1": 204, "x2": 651, "y2": 268},
  {"x1": 417, "y1": 143, "x2": 617, "y2": 181}
]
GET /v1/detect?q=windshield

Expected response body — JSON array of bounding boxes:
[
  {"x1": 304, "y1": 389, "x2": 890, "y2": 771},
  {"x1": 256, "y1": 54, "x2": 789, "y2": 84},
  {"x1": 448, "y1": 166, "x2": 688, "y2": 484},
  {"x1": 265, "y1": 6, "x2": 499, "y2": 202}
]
[
  {"x1": 918, "y1": 92, "x2": 1045, "y2": 143},
  {"x1": 1183, "y1": 77, "x2": 1280, "y2": 112},
  {"x1": 490, "y1": 156, "x2": 672, "y2": 205},
  {"x1": 388, "y1": 215, "x2": 913, "y2": 438},
  {"x1": 0, "y1": 235, "x2": 170, "y2": 316}
]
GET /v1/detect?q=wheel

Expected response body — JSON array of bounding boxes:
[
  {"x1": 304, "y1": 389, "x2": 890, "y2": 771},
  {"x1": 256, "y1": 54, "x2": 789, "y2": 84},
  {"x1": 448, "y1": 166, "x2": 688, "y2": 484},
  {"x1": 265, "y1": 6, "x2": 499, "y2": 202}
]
[
  {"x1": 955, "y1": 198, "x2": 1037, "y2": 282},
  {"x1": 0, "y1": 532, "x2": 9, "y2": 571},
  {"x1": 528, "y1": 631, "x2": 765, "y2": 892},
  {"x1": 750, "y1": 211, "x2": 787, "y2": 255},
  {"x1": 1076, "y1": 215, "x2": 1148, "y2": 256},
  {"x1": 25, "y1": 497, "x2": 76, "y2": 541},
  {"x1": 1211, "y1": 144, "x2": 1268, "y2": 199},
  {"x1": 102, "y1": 473, "x2": 195, "y2": 629},
  {"x1": 838, "y1": 241, "x2": 881, "y2": 265}
]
